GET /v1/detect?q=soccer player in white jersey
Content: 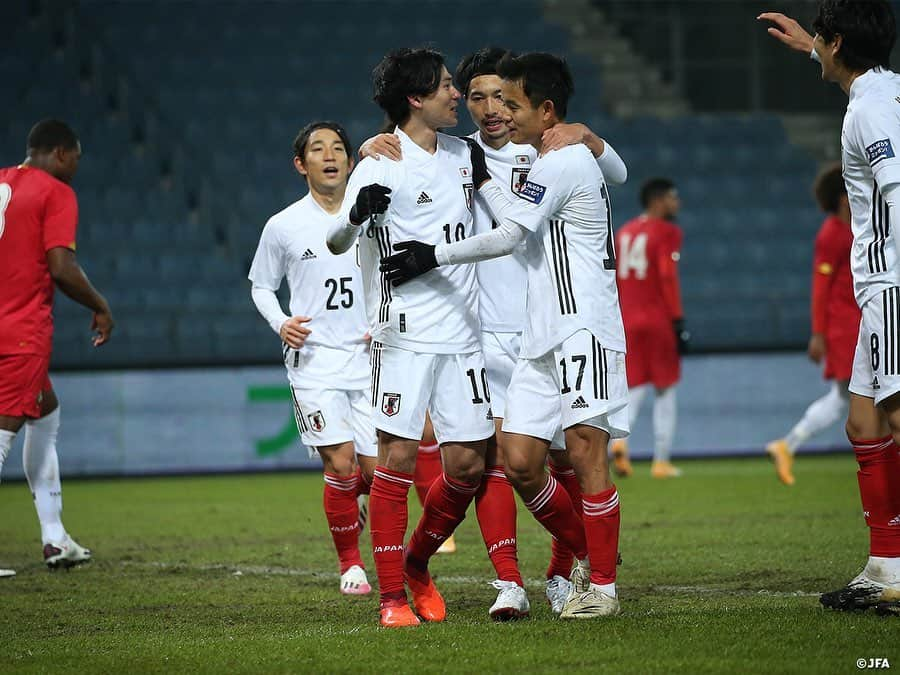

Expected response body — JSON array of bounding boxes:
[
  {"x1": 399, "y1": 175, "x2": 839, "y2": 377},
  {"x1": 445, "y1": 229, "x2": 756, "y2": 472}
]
[
  {"x1": 383, "y1": 52, "x2": 628, "y2": 619},
  {"x1": 362, "y1": 45, "x2": 629, "y2": 617},
  {"x1": 248, "y1": 122, "x2": 375, "y2": 597},
  {"x1": 327, "y1": 48, "x2": 495, "y2": 628},
  {"x1": 760, "y1": 0, "x2": 900, "y2": 615}
]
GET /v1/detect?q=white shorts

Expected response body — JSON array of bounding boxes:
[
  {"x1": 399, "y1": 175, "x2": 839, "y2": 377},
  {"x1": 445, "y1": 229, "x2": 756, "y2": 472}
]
[
  {"x1": 290, "y1": 387, "x2": 377, "y2": 458},
  {"x1": 370, "y1": 342, "x2": 495, "y2": 445},
  {"x1": 482, "y1": 330, "x2": 521, "y2": 420},
  {"x1": 849, "y1": 288, "x2": 900, "y2": 405},
  {"x1": 502, "y1": 329, "x2": 630, "y2": 443}
]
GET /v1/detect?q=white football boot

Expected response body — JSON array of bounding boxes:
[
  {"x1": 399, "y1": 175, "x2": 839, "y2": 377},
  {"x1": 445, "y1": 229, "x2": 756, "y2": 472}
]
[
  {"x1": 340, "y1": 564, "x2": 372, "y2": 595},
  {"x1": 560, "y1": 586, "x2": 621, "y2": 619},
  {"x1": 44, "y1": 535, "x2": 92, "y2": 570},
  {"x1": 0, "y1": 568, "x2": 15, "y2": 578},
  {"x1": 488, "y1": 579, "x2": 530, "y2": 621},
  {"x1": 545, "y1": 575, "x2": 572, "y2": 615}
]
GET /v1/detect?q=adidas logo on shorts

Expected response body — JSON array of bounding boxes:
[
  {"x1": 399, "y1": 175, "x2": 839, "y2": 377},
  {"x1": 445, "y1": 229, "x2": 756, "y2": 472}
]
[
  {"x1": 416, "y1": 191, "x2": 432, "y2": 205},
  {"x1": 571, "y1": 396, "x2": 589, "y2": 409},
  {"x1": 301, "y1": 248, "x2": 317, "y2": 260}
]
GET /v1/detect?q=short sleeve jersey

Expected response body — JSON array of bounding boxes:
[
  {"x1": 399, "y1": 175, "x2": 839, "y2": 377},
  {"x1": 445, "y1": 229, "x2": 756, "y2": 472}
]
[
  {"x1": 813, "y1": 215, "x2": 860, "y2": 338},
  {"x1": 841, "y1": 68, "x2": 900, "y2": 307},
  {"x1": 471, "y1": 132, "x2": 535, "y2": 333},
  {"x1": 615, "y1": 215, "x2": 683, "y2": 330},
  {"x1": 341, "y1": 129, "x2": 481, "y2": 354},
  {"x1": 0, "y1": 165, "x2": 78, "y2": 356},
  {"x1": 249, "y1": 194, "x2": 369, "y2": 390},
  {"x1": 502, "y1": 144, "x2": 626, "y2": 359}
]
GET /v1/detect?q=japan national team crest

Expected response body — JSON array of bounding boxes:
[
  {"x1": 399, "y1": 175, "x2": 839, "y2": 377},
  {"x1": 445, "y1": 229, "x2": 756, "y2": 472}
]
[
  {"x1": 463, "y1": 183, "x2": 474, "y2": 211},
  {"x1": 381, "y1": 392, "x2": 401, "y2": 417},
  {"x1": 511, "y1": 167, "x2": 530, "y2": 195},
  {"x1": 308, "y1": 410, "x2": 326, "y2": 432}
]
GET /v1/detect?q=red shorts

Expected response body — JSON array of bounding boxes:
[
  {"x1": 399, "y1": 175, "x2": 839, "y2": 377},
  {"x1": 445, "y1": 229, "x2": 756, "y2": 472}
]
[
  {"x1": 824, "y1": 329, "x2": 857, "y2": 382},
  {"x1": 0, "y1": 354, "x2": 52, "y2": 418},
  {"x1": 624, "y1": 323, "x2": 680, "y2": 389}
]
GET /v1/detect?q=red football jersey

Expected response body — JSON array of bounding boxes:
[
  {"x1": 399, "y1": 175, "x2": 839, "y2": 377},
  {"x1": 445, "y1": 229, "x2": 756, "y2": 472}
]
[
  {"x1": 615, "y1": 215, "x2": 683, "y2": 329},
  {"x1": 0, "y1": 165, "x2": 78, "y2": 356},
  {"x1": 811, "y1": 215, "x2": 860, "y2": 340}
]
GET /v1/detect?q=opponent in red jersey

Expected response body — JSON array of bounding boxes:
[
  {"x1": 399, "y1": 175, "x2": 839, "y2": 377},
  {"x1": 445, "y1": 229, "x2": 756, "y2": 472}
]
[
  {"x1": 610, "y1": 178, "x2": 687, "y2": 479},
  {"x1": 0, "y1": 120, "x2": 114, "y2": 577},
  {"x1": 766, "y1": 164, "x2": 860, "y2": 485}
]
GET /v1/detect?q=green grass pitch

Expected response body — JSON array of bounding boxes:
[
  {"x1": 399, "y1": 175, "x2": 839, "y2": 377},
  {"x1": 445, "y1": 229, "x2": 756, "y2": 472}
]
[{"x1": 1, "y1": 455, "x2": 897, "y2": 673}]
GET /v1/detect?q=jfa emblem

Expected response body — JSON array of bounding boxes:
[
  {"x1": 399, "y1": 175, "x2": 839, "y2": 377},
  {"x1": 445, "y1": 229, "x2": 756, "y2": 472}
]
[
  {"x1": 463, "y1": 183, "x2": 474, "y2": 211},
  {"x1": 308, "y1": 410, "x2": 326, "y2": 432},
  {"x1": 382, "y1": 392, "x2": 401, "y2": 417},
  {"x1": 511, "y1": 167, "x2": 530, "y2": 195}
]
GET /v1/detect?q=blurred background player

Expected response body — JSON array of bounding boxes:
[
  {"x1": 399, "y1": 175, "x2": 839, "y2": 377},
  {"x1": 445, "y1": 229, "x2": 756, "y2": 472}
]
[
  {"x1": 610, "y1": 178, "x2": 687, "y2": 479},
  {"x1": 760, "y1": 0, "x2": 900, "y2": 614},
  {"x1": 364, "y1": 45, "x2": 628, "y2": 616},
  {"x1": 248, "y1": 121, "x2": 376, "y2": 596},
  {"x1": 0, "y1": 119, "x2": 114, "y2": 575},
  {"x1": 766, "y1": 163, "x2": 860, "y2": 486},
  {"x1": 328, "y1": 48, "x2": 495, "y2": 628}
]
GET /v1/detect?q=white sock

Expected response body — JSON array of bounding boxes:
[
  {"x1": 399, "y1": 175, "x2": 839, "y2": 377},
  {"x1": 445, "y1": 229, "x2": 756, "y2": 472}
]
[
  {"x1": 784, "y1": 381, "x2": 849, "y2": 453},
  {"x1": 0, "y1": 429, "x2": 15, "y2": 483},
  {"x1": 652, "y1": 386, "x2": 677, "y2": 463},
  {"x1": 23, "y1": 408, "x2": 66, "y2": 545},
  {"x1": 867, "y1": 556, "x2": 900, "y2": 584},
  {"x1": 627, "y1": 384, "x2": 649, "y2": 428},
  {"x1": 590, "y1": 581, "x2": 616, "y2": 597}
]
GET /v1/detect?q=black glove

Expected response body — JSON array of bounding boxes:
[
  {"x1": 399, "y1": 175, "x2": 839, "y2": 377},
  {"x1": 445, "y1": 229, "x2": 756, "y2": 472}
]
[
  {"x1": 463, "y1": 137, "x2": 491, "y2": 188},
  {"x1": 380, "y1": 240, "x2": 437, "y2": 286},
  {"x1": 673, "y1": 318, "x2": 690, "y2": 355},
  {"x1": 349, "y1": 184, "x2": 391, "y2": 225}
]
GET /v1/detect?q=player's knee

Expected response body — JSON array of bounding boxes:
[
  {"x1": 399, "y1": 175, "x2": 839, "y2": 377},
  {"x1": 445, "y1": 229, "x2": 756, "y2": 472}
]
[
  {"x1": 503, "y1": 454, "x2": 541, "y2": 490},
  {"x1": 444, "y1": 457, "x2": 484, "y2": 486}
]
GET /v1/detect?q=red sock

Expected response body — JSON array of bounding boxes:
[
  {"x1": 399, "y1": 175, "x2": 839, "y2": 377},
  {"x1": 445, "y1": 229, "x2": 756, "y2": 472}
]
[
  {"x1": 583, "y1": 486, "x2": 620, "y2": 585},
  {"x1": 407, "y1": 473, "x2": 479, "y2": 576},
  {"x1": 356, "y1": 466, "x2": 371, "y2": 496},
  {"x1": 414, "y1": 442, "x2": 442, "y2": 506},
  {"x1": 546, "y1": 464, "x2": 582, "y2": 579},
  {"x1": 524, "y1": 474, "x2": 587, "y2": 560},
  {"x1": 851, "y1": 436, "x2": 900, "y2": 557},
  {"x1": 323, "y1": 473, "x2": 364, "y2": 574},
  {"x1": 369, "y1": 466, "x2": 413, "y2": 602},
  {"x1": 475, "y1": 465, "x2": 522, "y2": 586}
]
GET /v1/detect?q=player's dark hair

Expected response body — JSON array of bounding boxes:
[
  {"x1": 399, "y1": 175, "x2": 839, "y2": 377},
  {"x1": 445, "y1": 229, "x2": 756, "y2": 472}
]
[
  {"x1": 455, "y1": 47, "x2": 510, "y2": 97},
  {"x1": 813, "y1": 162, "x2": 847, "y2": 213},
  {"x1": 812, "y1": 0, "x2": 895, "y2": 71},
  {"x1": 640, "y1": 178, "x2": 676, "y2": 208},
  {"x1": 373, "y1": 48, "x2": 446, "y2": 125},
  {"x1": 292, "y1": 121, "x2": 354, "y2": 163},
  {"x1": 496, "y1": 52, "x2": 574, "y2": 118},
  {"x1": 26, "y1": 119, "x2": 78, "y2": 153}
]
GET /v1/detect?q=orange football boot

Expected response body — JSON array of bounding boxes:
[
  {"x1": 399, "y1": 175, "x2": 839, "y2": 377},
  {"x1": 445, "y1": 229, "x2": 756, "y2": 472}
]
[
  {"x1": 610, "y1": 439, "x2": 633, "y2": 477},
  {"x1": 379, "y1": 598, "x2": 421, "y2": 628},
  {"x1": 765, "y1": 439, "x2": 795, "y2": 486},
  {"x1": 404, "y1": 567, "x2": 446, "y2": 622}
]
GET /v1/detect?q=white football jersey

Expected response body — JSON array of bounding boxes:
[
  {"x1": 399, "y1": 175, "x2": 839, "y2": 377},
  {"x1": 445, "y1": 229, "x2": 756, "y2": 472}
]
[
  {"x1": 841, "y1": 68, "x2": 900, "y2": 307},
  {"x1": 502, "y1": 144, "x2": 626, "y2": 359},
  {"x1": 471, "y1": 131, "x2": 534, "y2": 333},
  {"x1": 341, "y1": 128, "x2": 481, "y2": 354},
  {"x1": 249, "y1": 194, "x2": 369, "y2": 390}
]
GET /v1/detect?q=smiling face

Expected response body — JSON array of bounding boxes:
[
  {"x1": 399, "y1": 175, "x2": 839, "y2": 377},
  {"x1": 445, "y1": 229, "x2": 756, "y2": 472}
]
[
  {"x1": 466, "y1": 74, "x2": 509, "y2": 143},
  {"x1": 499, "y1": 78, "x2": 550, "y2": 148},
  {"x1": 294, "y1": 128, "x2": 351, "y2": 196},
  {"x1": 415, "y1": 66, "x2": 461, "y2": 130}
]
